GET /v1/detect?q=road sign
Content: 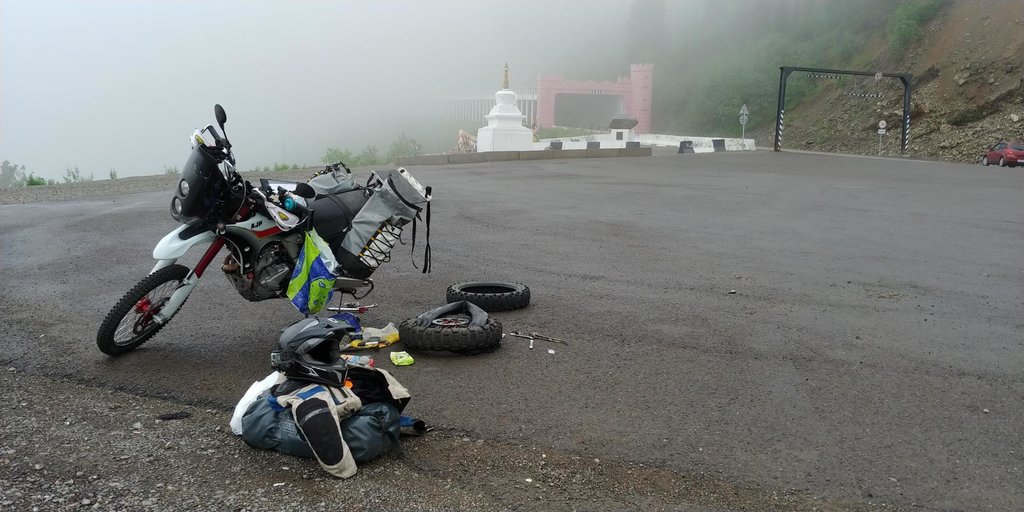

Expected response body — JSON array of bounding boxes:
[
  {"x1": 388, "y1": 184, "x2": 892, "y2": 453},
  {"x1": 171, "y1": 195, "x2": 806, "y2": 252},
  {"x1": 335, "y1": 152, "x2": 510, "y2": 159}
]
[
  {"x1": 878, "y1": 120, "x2": 887, "y2": 129},
  {"x1": 878, "y1": 128, "x2": 887, "y2": 135},
  {"x1": 739, "y1": 104, "x2": 749, "y2": 116}
]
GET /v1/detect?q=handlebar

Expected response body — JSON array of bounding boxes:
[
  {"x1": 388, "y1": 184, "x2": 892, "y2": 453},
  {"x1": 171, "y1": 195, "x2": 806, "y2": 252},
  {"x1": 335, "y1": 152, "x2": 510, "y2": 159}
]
[
  {"x1": 205, "y1": 125, "x2": 225, "y2": 145},
  {"x1": 202, "y1": 125, "x2": 234, "y2": 164}
]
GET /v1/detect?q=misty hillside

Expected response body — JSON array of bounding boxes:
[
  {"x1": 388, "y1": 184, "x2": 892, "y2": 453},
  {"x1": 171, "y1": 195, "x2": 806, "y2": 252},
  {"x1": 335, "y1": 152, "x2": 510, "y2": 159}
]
[{"x1": 746, "y1": 0, "x2": 1024, "y2": 161}]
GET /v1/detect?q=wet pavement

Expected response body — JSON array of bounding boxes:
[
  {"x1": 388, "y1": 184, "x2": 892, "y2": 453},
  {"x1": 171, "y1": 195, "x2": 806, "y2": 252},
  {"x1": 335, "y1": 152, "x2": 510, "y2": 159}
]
[{"x1": 2, "y1": 151, "x2": 1022, "y2": 510}]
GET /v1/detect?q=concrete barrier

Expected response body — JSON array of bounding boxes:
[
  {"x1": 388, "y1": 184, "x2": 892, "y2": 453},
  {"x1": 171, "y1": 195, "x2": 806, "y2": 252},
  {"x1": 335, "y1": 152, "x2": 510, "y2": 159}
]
[
  {"x1": 620, "y1": 146, "x2": 653, "y2": 157},
  {"x1": 519, "y1": 150, "x2": 555, "y2": 160},
  {"x1": 638, "y1": 134, "x2": 756, "y2": 153},
  {"x1": 396, "y1": 154, "x2": 448, "y2": 166},
  {"x1": 538, "y1": 133, "x2": 755, "y2": 152},
  {"x1": 553, "y1": 149, "x2": 589, "y2": 159},
  {"x1": 586, "y1": 148, "x2": 619, "y2": 158},
  {"x1": 447, "y1": 153, "x2": 486, "y2": 164},
  {"x1": 483, "y1": 151, "x2": 520, "y2": 162}
]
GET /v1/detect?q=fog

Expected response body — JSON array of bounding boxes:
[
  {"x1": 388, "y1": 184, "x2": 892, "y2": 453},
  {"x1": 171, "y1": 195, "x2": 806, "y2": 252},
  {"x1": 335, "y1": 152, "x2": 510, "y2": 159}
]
[
  {"x1": 2, "y1": 1, "x2": 638, "y2": 179},
  {"x1": 2, "y1": 0, "x2": 893, "y2": 180}
]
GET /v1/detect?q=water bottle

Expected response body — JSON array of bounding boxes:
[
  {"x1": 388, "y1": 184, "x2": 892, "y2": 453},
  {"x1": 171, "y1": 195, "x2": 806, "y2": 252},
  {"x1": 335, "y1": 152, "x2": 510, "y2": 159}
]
[
  {"x1": 341, "y1": 354, "x2": 373, "y2": 367},
  {"x1": 282, "y1": 192, "x2": 307, "y2": 214}
]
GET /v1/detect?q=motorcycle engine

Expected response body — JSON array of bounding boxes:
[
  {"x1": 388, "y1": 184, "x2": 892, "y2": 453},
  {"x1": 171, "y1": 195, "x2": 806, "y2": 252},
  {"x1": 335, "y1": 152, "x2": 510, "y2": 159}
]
[{"x1": 224, "y1": 242, "x2": 294, "y2": 301}]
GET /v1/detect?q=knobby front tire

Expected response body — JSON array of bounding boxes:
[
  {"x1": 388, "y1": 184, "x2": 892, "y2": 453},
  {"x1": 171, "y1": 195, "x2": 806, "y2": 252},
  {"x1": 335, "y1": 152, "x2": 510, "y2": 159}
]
[{"x1": 96, "y1": 264, "x2": 190, "y2": 356}]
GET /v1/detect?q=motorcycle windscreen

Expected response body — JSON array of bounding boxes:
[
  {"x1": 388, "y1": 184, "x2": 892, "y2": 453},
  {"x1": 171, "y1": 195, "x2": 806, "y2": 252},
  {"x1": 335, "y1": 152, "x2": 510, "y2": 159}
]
[{"x1": 173, "y1": 147, "x2": 226, "y2": 221}]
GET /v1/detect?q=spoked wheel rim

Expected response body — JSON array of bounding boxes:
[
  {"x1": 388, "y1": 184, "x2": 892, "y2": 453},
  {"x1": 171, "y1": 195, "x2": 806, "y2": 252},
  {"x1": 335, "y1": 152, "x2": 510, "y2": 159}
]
[
  {"x1": 111, "y1": 282, "x2": 177, "y2": 346},
  {"x1": 432, "y1": 316, "x2": 470, "y2": 327}
]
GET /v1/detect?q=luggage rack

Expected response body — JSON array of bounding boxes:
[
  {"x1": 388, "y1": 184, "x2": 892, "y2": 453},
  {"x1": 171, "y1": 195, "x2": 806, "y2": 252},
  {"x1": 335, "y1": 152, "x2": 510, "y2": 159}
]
[
  {"x1": 333, "y1": 276, "x2": 373, "y2": 298},
  {"x1": 327, "y1": 277, "x2": 375, "y2": 313}
]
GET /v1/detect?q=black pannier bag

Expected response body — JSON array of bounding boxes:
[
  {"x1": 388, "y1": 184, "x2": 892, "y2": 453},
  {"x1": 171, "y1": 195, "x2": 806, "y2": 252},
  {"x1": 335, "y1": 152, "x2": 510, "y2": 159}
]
[
  {"x1": 307, "y1": 168, "x2": 431, "y2": 278},
  {"x1": 309, "y1": 190, "x2": 370, "y2": 262},
  {"x1": 305, "y1": 167, "x2": 431, "y2": 278}
]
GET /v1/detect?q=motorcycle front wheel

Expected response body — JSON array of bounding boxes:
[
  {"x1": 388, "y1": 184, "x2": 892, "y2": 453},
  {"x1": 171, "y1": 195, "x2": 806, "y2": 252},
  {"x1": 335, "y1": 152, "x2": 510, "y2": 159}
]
[{"x1": 96, "y1": 264, "x2": 190, "y2": 355}]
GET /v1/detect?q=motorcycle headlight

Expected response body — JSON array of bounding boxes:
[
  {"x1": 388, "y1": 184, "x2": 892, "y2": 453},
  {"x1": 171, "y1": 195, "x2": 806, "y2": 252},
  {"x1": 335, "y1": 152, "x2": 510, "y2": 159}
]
[
  {"x1": 178, "y1": 179, "x2": 190, "y2": 197},
  {"x1": 171, "y1": 197, "x2": 183, "y2": 216}
]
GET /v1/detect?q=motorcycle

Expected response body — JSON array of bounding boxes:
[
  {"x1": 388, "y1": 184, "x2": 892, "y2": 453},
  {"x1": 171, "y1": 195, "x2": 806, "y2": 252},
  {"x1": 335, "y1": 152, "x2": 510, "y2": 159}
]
[{"x1": 97, "y1": 105, "x2": 430, "y2": 355}]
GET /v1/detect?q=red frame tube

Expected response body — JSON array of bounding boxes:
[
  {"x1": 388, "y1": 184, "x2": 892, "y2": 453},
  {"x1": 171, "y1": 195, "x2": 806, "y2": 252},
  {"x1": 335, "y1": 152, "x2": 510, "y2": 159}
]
[{"x1": 192, "y1": 237, "x2": 226, "y2": 278}]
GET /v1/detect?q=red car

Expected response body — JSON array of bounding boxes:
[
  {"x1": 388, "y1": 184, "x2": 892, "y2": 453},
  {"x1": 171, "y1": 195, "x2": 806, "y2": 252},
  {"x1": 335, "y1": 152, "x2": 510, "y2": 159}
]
[{"x1": 979, "y1": 141, "x2": 1024, "y2": 167}]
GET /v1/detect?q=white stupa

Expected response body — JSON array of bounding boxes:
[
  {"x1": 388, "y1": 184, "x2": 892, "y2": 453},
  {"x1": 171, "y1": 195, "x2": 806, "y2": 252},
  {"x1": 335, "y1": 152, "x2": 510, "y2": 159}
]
[{"x1": 476, "y1": 64, "x2": 534, "y2": 152}]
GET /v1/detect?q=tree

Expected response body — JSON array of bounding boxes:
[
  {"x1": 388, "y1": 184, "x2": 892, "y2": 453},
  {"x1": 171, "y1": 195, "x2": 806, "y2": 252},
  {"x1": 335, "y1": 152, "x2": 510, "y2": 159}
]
[
  {"x1": 387, "y1": 134, "x2": 421, "y2": 163},
  {"x1": 63, "y1": 166, "x2": 93, "y2": 183},
  {"x1": 1, "y1": 160, "x2": 26, "y2": 187},
  {"x1": 324, "y1": 144, "x2": 391, "y2": 167},
  {"x1": 355, "y1": 145, "x2": 384, "y2": 166},
  {"x1": 25, "y1": 173, "x2": 48, "y2": 186},
  {"x1": 322, "y1": 147, "x2": 357, "y2": 165}
]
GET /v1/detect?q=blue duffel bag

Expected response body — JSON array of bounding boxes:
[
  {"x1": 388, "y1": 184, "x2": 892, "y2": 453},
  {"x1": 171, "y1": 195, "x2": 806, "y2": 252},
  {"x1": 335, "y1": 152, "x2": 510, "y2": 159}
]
[{"x1": 241, "y1": 390, "x2": 402, "y2": 463}]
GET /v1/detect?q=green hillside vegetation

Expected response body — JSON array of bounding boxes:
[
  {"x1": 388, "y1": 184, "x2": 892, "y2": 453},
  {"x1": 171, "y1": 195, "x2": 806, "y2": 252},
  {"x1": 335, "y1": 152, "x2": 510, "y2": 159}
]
[
  {"x1": 888, "y1": 0, "x2": 946, "y2": 51},
  {"x1": 322, "y1": 134, "x2": 421, "y2": 167},
  {"x1": 620, "y1": 0, "x2": 947, "y2": 137}
]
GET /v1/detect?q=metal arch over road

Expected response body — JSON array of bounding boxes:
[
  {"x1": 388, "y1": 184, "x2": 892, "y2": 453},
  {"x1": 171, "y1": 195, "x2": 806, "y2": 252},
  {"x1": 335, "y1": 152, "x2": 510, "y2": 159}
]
[{"x1": 774, "y1": 66, "x2": 913, "y2": 154}]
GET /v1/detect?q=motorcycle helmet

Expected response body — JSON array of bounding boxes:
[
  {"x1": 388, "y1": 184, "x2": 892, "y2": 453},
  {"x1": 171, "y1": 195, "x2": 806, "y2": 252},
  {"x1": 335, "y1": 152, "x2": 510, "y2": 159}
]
[{"x1": 270, "y1": 316, "x2": 355, "y2": 387}]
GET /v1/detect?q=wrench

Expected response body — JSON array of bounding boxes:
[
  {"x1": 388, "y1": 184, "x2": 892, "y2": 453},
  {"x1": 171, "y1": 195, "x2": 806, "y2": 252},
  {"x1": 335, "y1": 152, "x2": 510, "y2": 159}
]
[
  {"x1": 529, "y1": 332, "x2": 567, "y2": 344},
  {"x1": 507, "y1": 331, "x2": 535, "y2": 349}
]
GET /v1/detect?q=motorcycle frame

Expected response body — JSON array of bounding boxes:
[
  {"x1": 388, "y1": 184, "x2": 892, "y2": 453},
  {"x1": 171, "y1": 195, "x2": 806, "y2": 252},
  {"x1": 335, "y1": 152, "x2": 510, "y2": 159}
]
[{"x1": 147, "y1": 212, "x2": 302, "y2": 325}]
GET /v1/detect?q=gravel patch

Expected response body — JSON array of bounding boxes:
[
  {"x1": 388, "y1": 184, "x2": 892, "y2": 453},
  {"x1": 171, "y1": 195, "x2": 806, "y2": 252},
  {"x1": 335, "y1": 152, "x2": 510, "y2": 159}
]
[{"x1": 0, "y1": 370, "x2": 873, "y2": 511}]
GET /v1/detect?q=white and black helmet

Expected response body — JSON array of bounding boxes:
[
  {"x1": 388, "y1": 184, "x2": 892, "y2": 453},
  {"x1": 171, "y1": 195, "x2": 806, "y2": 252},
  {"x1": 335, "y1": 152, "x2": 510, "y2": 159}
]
[{"x1": 271, "y1": 317, "x2": 355, "y2": 387}]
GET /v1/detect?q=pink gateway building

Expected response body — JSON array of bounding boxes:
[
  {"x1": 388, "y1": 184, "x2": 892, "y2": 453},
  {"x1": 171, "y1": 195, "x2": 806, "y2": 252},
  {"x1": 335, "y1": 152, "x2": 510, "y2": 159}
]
[
  {"x1": 537, "y1": 63, "x2": 654, "y2": 133},
  {"x1": 442, "y1": 64, "x2": 654, "y2": 134}
]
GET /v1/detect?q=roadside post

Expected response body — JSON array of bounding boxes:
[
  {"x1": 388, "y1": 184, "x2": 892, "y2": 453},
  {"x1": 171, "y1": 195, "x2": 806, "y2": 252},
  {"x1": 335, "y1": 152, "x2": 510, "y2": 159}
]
[
  {"x1": 739, "y1": 104, "x2": 749, "y2": 143},
  {"x1": 878, "y1": 120, "x2": 887, "y2": 155}
]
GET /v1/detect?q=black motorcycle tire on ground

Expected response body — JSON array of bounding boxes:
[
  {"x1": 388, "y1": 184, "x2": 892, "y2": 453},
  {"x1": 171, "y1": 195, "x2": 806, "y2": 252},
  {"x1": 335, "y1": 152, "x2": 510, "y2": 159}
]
[
  {"x1": 445, "y1": 282, "x2": 530, "y2": 312},
  {"x1": 96, "y1": 264, "x2": 190, "y2": 356},
  {"x1": 398, "y1": 315, "x2": 503, "y2": 354}
]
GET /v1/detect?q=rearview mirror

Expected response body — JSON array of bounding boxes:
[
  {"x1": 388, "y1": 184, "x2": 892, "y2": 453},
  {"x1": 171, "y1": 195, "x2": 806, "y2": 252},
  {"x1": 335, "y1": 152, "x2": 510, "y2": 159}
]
[{"x1": 214, "y1": 104, "x2": 227, "y2": 127}]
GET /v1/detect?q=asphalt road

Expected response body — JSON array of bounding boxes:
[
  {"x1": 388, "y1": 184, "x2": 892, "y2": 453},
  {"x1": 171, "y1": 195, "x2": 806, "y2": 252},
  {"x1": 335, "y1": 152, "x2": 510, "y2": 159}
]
[{"x1": 2, "y1": 151, "x2": 1022, "y2": 510}]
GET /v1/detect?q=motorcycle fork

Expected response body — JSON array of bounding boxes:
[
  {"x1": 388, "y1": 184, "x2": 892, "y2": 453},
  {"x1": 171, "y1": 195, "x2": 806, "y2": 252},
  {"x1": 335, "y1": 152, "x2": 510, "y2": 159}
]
[{"x1": 152, "y1": 237, "x2": 226, "y2": 325}]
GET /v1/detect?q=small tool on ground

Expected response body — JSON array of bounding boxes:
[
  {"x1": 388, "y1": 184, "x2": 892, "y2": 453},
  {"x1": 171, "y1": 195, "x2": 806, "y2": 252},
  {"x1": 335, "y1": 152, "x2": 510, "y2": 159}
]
[
  {"x1": 508, "y1": 331, "x2": 567, "y2": 349},
  {"x1": 527, "y1": 332, "x2": 567, "y2": 344},
  {"x1": 508, "y1": 332, "x2": 535, "y2": 349}
]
